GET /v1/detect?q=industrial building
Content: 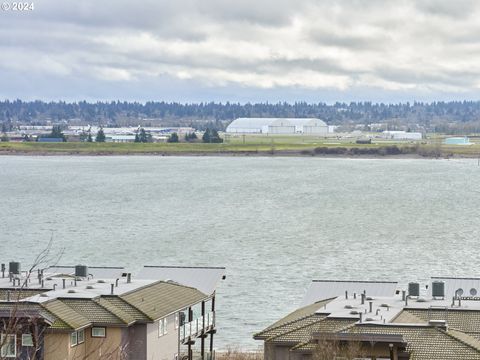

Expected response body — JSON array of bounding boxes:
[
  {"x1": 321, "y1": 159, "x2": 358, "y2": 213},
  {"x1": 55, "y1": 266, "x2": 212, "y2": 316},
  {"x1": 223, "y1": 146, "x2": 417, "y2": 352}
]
[
  {"x1": 226, "y1": 118, "x2": 328, "y2": 135},
  {"x1": 0, "y1": 262, "x2": 225, "y2": 360},
  {"x1": 382, "y1": 131, "x2": 423, "y2": 140},
  {"x1": 255, "y1": 277, "x2": 480, "y2": 360}
]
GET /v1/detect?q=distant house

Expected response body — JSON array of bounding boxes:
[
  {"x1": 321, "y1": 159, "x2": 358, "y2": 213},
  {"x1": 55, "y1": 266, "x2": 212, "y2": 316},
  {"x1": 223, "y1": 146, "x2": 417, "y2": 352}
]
[
  {"x1": 0, "y1": 262, "x2": 225, "y2": 360},
  {"x1": 226, "y1": 118, "x2": 329, "y2": 135},
  {"x1": 255, "y1": 277, "x2": 480, "y2": 360},
  {"x1": 37, "y1": 137, "x2": 64, "y2": 143}
]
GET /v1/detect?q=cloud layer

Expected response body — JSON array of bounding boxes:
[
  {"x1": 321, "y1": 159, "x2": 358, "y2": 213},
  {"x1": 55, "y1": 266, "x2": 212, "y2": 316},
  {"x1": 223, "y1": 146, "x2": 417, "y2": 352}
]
[{"x1": 2, "y1": 0, "x2": 480, "y2": 102}]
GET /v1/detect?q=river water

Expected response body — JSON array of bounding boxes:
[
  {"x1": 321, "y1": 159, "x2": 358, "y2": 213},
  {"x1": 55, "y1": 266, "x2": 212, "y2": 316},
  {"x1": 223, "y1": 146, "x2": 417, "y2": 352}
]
[{"x1": 1, "y1": 156, "x2": 479, "y2": 349}]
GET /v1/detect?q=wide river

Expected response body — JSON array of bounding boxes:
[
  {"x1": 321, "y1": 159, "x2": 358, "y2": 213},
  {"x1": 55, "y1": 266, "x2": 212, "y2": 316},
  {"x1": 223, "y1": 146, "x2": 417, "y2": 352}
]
[{"x1": 1, "y1": 156, "x2": 479, "y2": 349}]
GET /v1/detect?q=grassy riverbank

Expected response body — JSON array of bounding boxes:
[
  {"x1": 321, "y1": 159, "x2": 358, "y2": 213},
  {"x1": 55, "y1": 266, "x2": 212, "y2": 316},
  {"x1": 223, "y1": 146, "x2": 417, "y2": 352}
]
[{"x1": 1, "y1": 137, "x2": 480, "y2": 158}]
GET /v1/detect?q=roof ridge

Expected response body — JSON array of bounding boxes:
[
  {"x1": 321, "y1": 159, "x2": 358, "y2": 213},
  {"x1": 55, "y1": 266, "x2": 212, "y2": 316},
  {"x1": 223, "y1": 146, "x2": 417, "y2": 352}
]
[
  {"x1": 120, "y1": 279, "x2": 207, "y2": 297},
  {"x1": 442, "y1": 328, "x2": 480, "y2": 353},
  {"x1": 254, "y1": 313, "x2": 318, "y2": 338},
  {"x1": 41, "y1": 299, "x2": 90, "y2": 330},
  {"x1": 266, "y1": 315, "x2": 328, "y2": 342},
  {"x1": 98, "y1": 296, "x2": 153, "y2": 322},
  {"x1": 68, "y1": 298, "x2": 129, "y2": 325}
]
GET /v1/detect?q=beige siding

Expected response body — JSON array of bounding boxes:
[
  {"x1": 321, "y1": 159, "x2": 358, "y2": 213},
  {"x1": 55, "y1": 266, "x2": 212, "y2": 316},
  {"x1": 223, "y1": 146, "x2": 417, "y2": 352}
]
[
  {"x1": 146, "y1": 313, "x2": 179, "y2": 360},
  {"x1": 44, "y1": 327, "x2": 126, "y2": 360}
]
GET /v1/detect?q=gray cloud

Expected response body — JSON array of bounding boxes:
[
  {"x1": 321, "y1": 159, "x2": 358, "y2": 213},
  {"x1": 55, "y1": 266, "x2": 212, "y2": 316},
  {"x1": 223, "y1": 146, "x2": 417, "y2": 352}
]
[{"x1": 2, "y1": 0, "x2": 480, "y2": 101}]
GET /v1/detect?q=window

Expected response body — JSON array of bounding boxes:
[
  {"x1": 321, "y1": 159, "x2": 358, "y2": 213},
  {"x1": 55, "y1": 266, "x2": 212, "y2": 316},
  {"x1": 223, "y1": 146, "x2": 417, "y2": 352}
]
[
  {"x1": 0, "y1": 334, "x2": 16, "y2": 357},
  {"x1": 22, "y1": 334, "x2": 33, "y2": 347},
  {"x1": 77, "y1": 329, "x2": 85, "y2": 344},
  {"x1": 91, "y1": 327, "x2": 106, "y2": 338},
  {"x1": 158, "y1": 318, "x2": 168, "y2": 337},
  {"x1": 70, "y1": 332, "x2": 78, "y2": 347}
]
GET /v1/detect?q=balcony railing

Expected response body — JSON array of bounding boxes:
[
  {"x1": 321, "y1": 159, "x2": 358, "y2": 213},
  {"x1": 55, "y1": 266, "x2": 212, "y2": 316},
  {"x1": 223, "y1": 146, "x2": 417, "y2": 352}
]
[
  {"x1": 181, "y1": 350, "x2": 215, "y2": 360},
  {"x1": 180, "y1": 311, "x2": 215, "y2": 342}
]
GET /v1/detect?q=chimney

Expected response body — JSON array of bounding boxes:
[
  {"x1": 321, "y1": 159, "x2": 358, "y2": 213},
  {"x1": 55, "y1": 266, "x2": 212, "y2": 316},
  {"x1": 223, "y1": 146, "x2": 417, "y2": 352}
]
[
  {"x1": 127, "y1": 273, "x2": 131, "y2": 283},
  {"x1": 359, "y1": 312, "x2": 363, "y2": 323}
]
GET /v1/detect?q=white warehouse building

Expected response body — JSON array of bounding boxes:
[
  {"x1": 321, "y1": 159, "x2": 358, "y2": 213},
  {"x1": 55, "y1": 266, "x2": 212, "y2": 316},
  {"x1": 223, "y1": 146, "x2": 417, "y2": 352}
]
[{"x1": 226, "y1": 118, "x2": 328, "y2": 135}]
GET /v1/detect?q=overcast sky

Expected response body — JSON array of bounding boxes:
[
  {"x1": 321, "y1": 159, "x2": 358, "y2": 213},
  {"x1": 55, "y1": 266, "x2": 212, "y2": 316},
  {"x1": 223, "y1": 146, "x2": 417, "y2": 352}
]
[{"x1": 2, "y1": 0, "x2": 480, "y2": 103}]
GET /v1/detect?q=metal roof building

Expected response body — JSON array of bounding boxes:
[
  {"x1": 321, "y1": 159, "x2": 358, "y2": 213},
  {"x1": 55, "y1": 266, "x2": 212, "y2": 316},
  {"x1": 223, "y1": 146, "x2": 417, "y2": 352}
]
[
  {"x1": 226, "y1": 117, "x2": 328, "y2": 134},
  {"x1": 300, "y1": 279, "x2": 398, "y2": 307},
  {"x1": 137, "y1": 265, "x2": 226, "y2": 296}
]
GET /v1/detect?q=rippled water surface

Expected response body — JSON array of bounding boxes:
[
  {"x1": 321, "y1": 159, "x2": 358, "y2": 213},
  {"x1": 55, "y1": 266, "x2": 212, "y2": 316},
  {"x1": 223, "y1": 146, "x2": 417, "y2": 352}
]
[{"x1": 1, "y1": 156, "x2": 480, "y2": 348}]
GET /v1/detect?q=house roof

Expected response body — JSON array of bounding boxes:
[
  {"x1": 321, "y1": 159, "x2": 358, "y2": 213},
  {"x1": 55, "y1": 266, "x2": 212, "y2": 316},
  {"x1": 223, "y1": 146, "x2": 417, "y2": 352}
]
[
  {"x1": 121, "y1": 280, "x2": 208, "y2": 321},
  {"x1": 257, "y1": 278, "x2": 480, "y2": 359}
]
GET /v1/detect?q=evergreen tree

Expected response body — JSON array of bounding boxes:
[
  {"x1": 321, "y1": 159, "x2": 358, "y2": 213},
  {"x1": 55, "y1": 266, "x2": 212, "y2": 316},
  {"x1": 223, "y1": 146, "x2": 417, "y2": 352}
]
[
  {"x1": 50, "y1": 125, "x2": 66, "y2": 141},
  {"x1": 87, "y1": 133, "x2": 93, "y2": 142},
  {"x1": 96, "y1": 127, "x2": 106, "y2": 142},
  {"x1": 202, "y1": 128, "x2": 223, "y2": 143},
  {"x1": 1, "y1": 133, "x2": 9, "y2": 142},
  {"x1": 135, "y1": 127, "x2": 151, "y2": 143},
  {"x1": 168, "y1": 132, "x2": 179, "y2": 143}
]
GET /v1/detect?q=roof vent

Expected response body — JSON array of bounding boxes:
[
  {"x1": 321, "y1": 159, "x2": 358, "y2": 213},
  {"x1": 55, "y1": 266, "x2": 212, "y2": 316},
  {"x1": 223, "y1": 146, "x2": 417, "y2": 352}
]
[
  {"x1": 366, "y1": 296, "x2": 374, "y2": 301},
  {"x1": 470, "y1": 288, "x2": 477, "y2": 296},
  {"x1": 432, "y1": 281, "x2": 445, "y2": 299},
  {"x1": 75, "y1": 265, "x2": 88, "y2": 278},
  {"x1": 349, "y1": 310, "x2": 359, "y2": 315},
  {"x1": 67, "y1": 290, "x2": 76, "y2": 293},
  {"x1": 86, "y1": 285, "x2": 94, "y2": 289},
  {"x1": 9, "y1": 262, "x2": 20, "y2": 275},
  {"x1": 416, "y1": 297, "x2": 427, "y2": 302},
  {"x1": 429, "y1": 319, "x2": 447, "y2": 328},
  {"x1": 97, "y1": 280, "x2": 106, "y2": 283},
  {"x1": 365, "y1": 317, "x2": 374, "y2": 322},
  {"x1": 46, "y1": 277, "x2": 52, "y2": 281},
  {"x1": 344, "y1": 305, "x2": 354, "y2": 309},
  {"x1": 380, "y1": 303, "x2": 390, "y2": 308},
  {"x1": 39, "y1": 293, "x2": 48, "y2": 297},
  {"x1": 408, "y1": 282, "x2": 420, "y2": 297}
]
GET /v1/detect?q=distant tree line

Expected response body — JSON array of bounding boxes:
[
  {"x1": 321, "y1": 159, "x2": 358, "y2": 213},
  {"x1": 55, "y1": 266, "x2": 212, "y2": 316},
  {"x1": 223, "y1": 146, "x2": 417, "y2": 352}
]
[{"x1": 4, "y1": 100, "x2": 480, "y2": 133}]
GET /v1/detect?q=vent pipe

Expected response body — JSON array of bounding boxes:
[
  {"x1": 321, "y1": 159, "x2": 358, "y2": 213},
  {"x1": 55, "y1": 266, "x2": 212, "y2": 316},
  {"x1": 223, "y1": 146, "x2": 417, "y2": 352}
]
[
  {"x1": 111, "y1": 284, "x2": 114, "y2": 295},
  {"x1": 62, "y1": 279, "x2": 66, "y2": 289},
  {"x1": 458, "y1": 297, "x2": 462, "y2": 307},
  {"x1": 359, "y1": 312, "x2": 363, "y2": 323},
  {"x1": 361, "y1": 293, "x2": 365, "y2": 305},
  {"x1": 53, "y1": 284, "x2": 57, "y2": 290},
  {"x1": 345, "y1": 290, "x2": 348, "y2": 299},
  {"x1": 127, "y1": 273, "x2": 131, "y2": 283},
  {"x1": 41, "y1": 280, "x2": 44, "y2": 288},
  {"x1": 1, "y1": 263, "x2": 5, "y2": 278},
  {"x1": 369, "y1": 301, "x2": 373, "y2": 313},
  {"x1": 115, "y1": 278, "x2": 119, "y2": 287},
  {"x1": 353, "y1": 292, "x2": 357, "y2": 299},
  {"x1": 402, "y1": 290, "x2": 406, "y2": 301},
  {"x1": 405, "y1": 295, "x2": 408, "y2": 306}
]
